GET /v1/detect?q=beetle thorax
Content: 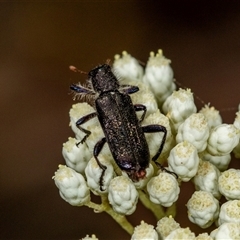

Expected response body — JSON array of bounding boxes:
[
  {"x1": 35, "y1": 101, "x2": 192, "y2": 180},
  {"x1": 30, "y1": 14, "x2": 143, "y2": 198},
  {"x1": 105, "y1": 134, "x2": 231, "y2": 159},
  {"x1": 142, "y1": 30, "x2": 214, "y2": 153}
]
[{"x1": 89, "y1": 64, "x2": 120, "y2": 93}]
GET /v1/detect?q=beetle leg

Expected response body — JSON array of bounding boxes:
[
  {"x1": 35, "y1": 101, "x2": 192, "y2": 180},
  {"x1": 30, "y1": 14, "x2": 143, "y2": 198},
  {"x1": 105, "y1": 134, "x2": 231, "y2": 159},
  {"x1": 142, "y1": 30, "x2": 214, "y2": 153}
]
[
  {"x1": 142, "y1": 125, "x2": 178, "y2": 178},
  {"x1": 76, "y1": 112, "x2": 97, "y2": 144},
  {"x1": 120, "y1": 85, "x2": 139, "y2": 94},
  {"x1": 134, "y1": 104, "x2": 147, "y2": 123},
  {"x1": 93, "y1": 137, "x2": 107, "y2": 190}
]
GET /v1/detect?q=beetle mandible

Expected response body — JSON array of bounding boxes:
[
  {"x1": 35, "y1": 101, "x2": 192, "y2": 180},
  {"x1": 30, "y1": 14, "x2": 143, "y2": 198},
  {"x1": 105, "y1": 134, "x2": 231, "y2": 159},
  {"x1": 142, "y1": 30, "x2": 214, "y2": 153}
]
[{"x1": 70, "y1": 61, "x2": 174, "y2": 190}]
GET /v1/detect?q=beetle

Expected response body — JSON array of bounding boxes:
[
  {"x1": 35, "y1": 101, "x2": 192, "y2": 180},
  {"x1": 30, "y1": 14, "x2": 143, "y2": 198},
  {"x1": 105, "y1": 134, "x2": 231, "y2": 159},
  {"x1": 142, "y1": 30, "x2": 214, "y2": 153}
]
[{"x1": 70, "y1": 61, "x2": 175, "y2": 189}]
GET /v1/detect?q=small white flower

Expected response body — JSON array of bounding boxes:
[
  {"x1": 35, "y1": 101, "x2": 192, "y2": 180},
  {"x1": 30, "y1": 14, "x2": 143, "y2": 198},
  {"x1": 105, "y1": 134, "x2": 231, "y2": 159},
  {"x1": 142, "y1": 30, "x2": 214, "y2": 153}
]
[
  {"x1": 113, "y1": 51, "x2": 143, "y2": 82},
  {"x1": 207, "y1": 124, "x2": 240, "y2": 156},
  {"x1": 62, "y1": 137, "x2": 91, "y2": 174},
  {"x1": 195, "y1": 233, "x2": 213, "y2": 240},
  {"x1": 131, "y1": 221, "x2": 158, "y2": 240},
  {"x1": 199, "y1": 104, "x2": 222, "y2": 129},
  {"x1": 176, "y1": 113, "x2": 209, "y2": 152},
  {"x1": 168, "y1": 141, "x2": 199, "y2": 182},
  {"x1": 147, "y1": 172, "x2": 180, "y2": 207},
  {"x1": 85, "y1": 155, "x2": 114, "y2": 194},
  {"x1": 81, "y1": 234, "x2": 98, "y2": 240},
  {"x1": 210, "y1": 228, "x2": 218, "y2": 239},
  {"x1": 218, "y1": 200, "x2": 240, "y2": 225},
  {"x1": 156, "y1": 216, "x2": 180, "y2": 238},
  {"x1": 193, "y1": 160, "x2": 221, "y2": 199},
  {"x1": 142, "y1": 49, "x2": 176, "y2": 105},
  {"x1": 108, "y1": 176, "x2": 138, "y2": 215},
  {"x1": 69, "y1": 103, "x2": 99, "y2": 141},
  {"x1": 162, "y1": 88, "x2": 197, "y2": 133},
  {"x1": 212, "y1": 222, "x2": 240, "y2": 240},
  {"x1": 186, "y1": 190, "x2": 219, "y2": 228},
  {"x1": 53, "y1": 165, "x2": 90, "y2": 206},
  {"x1": 165, "y1": 227, "x2": 195, "y2": 240},
  {"x1": 218, "y1": 169, "x2": 240, "y2": 200},
  {"x1": 199, "y1": 150, "x2": 231, "y2": 171}
]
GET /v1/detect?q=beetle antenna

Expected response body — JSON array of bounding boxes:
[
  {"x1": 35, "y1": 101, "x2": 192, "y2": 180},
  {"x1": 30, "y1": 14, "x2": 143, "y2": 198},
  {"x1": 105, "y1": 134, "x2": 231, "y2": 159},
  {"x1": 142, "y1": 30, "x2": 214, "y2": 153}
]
[{"x1": 69, "y1": 65, "x2": 88, "y2": 75}]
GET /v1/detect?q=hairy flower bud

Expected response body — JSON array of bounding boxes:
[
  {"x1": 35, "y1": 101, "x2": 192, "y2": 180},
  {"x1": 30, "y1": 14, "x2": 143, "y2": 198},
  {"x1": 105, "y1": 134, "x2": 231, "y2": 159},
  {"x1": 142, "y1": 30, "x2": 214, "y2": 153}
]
[
  {"x1": 53, "y1": 165, "x2": 90, "y2": 206},
  {"x1": 108, "y1": 176, "x2": 138, "y2": 215},
  {"x1": 131, "y1": 221, "x2": 158, "y2": 240},
  {"x1": 186, "y1": 191, "x2": 219, "y2": 228},
  {"x1": 168, "y1": 141, "x2": 199, "y2": 181},
  {"x1": 147, "y1": 172, "x2": 180, "y2": 207}
]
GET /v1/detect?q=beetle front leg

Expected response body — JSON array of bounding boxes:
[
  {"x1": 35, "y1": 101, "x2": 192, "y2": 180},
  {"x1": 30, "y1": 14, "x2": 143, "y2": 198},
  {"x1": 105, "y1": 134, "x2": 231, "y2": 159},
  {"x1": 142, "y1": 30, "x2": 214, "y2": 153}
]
[
  {"x1": 120, "y1": 85, "x2": 139, "y2": 94},
  {"x1": 93, "y1": 137, "x2": 107, "y2": 190},
  {"x1": 142, "y1": 125, "x2": 178, "y2": 178},
  {"x1": 76, "y1": 112, "x2": 97, "y2": 144}
]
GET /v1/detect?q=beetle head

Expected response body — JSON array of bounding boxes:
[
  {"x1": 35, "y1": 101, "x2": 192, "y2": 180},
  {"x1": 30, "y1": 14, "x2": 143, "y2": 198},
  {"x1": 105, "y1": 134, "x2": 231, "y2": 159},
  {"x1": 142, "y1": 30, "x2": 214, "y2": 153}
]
[{"x1": 89, "y1": 64, "x2": 119, "y2": 93}]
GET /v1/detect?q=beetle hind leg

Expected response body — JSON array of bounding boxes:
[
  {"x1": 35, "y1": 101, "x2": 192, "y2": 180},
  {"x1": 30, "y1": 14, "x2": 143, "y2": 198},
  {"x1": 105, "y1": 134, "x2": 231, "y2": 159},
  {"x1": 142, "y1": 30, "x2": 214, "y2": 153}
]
[{"x1": 142, "y1": 124, "x2": 178, "y2": 179}]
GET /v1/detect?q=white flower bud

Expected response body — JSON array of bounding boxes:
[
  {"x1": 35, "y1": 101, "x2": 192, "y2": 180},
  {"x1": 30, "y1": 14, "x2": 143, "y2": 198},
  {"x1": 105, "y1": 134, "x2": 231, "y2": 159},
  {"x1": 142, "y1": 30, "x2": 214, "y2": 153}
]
[
  {"x1": 69, "y1": 103, "x2": 99, "y2": 141},
  {"x1": 218, "y1": 200, "x2": 240, "y2": 225},
  {"x1": 143, "y1": 110, "x2": 174, "y2": 161},
  {"x1": 53, "y1": 165, "x2": 90, "y2": 206},
  {"x1": 213, "y1": 222, "x2": 240, "y2": 240},
  {"x1": 165, "y1": 227, "x2": 195, "y2": 240},
  {"x1": 193, "y1": 160, "x2": 221, "y2": 199},
  {"x1": 199, "y1": 150, "x2": 231, "y2": 171},
  {"x1": 218, "y1": 169, "x2": 240, "y2": 200},
  {"x1": 85, "y1": 155, "x2": 114, "y2": 194},
  {"x1": 186, "y1": 191, "x2": 219, "y2": 228},
  {"x1": 62, "y1": 137, "x2": 91, "y2": 174},
  {"x1": 168, "y1": 141, "x2": 199, "y2": 181},
  {"x1": 162, "y1": 88, "x2": 197, "y2": 133},
  {"x1": 131, "y1": 221, "x2": 158, "y2": 240},
  {"x1": 207, "y1": 124, "x2": 240, "y2": 156},
  {"x1": 195, "y1": 233, "x2": 213, "y2": 240},
  {"x1": 209, "y1": 228, "x2": 218, "y2": 239},
  {"x1": 156, "y1": 216, "x2": 180, "y2": 239},
  {"x1": 108, "y1": 175, "x2": 138, "y2": 215},
  {"x1": 142, "y1": 50, "x2": 176, "y2": 105},
  {"x1": 199, "y1": 104, "x2": 222, "y2": 129},
  {"x1": 147, "y1": 172, "x2": 180, "y2": 207},
  {"x1": 81, "y1": 234, "x2": 98, "y2": 240},
  {"x1": 113, "y1": 51, "x2": 143, "y2": 82},
  {"x1": 176, "y1": 113, "x2": 209, "y2": 152}
]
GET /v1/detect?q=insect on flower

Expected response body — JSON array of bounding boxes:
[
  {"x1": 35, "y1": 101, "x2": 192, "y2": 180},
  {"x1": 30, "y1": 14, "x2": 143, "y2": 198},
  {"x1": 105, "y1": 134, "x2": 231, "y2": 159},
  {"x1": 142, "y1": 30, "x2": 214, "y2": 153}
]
[{"x1": 70, "y1": 60, "x2": 176, "y2": 190}]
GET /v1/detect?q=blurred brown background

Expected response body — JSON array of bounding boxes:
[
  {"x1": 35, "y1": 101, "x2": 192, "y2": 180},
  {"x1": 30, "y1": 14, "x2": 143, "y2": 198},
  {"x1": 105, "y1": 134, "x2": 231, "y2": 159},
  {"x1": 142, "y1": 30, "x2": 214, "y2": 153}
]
[{"x1": 1, "y1": 1, "x2": 240, "y2": 239}]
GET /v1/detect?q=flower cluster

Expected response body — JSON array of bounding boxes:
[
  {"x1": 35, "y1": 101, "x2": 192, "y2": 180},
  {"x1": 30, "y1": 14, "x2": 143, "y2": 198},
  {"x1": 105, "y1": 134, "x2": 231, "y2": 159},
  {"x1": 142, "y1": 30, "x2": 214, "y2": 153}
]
[{"x1": 53, "y1": 50, "x2": 240, "y2": 239}]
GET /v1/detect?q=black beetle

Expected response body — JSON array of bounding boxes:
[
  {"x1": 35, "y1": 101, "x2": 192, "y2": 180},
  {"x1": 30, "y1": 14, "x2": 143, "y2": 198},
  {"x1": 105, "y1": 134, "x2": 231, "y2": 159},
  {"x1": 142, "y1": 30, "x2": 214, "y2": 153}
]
[{"x1": 70, "y1": 62, "x2": 174, "y2": 189}]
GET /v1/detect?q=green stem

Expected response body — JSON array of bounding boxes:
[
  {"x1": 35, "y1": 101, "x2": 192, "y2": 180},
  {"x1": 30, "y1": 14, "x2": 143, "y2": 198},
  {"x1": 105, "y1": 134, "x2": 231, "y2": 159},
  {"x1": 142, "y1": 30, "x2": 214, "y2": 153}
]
[
  {"x1": 138, "y1": 190, "x2": 165, "y2": 220},
  {"x1": 85, "y1": 196, "x2": 134, "y2": 235},
  {"x1": 165, "y1": 202, "x2": 176, "y2": 218}
]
